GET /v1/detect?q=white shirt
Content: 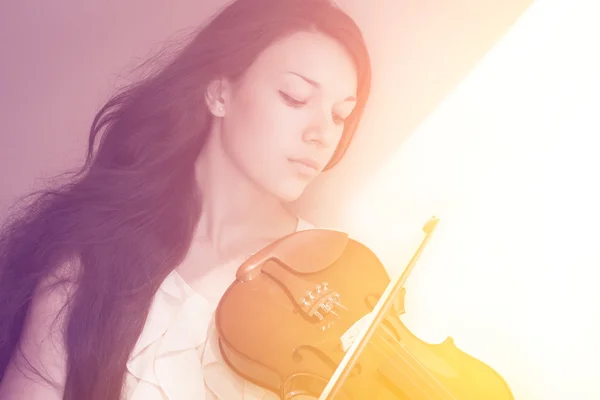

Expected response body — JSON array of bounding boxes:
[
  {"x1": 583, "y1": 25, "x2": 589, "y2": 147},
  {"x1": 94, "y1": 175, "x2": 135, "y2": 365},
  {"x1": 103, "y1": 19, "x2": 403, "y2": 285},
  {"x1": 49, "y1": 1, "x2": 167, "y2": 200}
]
[{"x1": 124, "y1": 218, "x2": 315, "y2": 399}]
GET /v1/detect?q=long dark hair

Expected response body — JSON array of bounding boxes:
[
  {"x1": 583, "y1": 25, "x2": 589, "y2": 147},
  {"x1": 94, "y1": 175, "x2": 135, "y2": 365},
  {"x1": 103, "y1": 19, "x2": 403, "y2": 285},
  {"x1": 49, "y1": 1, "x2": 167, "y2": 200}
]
[{"x1": 0, "y1": 0, "x2": 371, "y2": 398}]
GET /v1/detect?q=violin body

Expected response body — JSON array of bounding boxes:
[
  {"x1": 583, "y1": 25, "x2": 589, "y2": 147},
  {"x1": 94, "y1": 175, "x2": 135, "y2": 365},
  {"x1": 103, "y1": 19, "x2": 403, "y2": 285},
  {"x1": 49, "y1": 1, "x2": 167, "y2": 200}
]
[{"x1": 216, "y1": 229, "x2": 514, "y2": 399}]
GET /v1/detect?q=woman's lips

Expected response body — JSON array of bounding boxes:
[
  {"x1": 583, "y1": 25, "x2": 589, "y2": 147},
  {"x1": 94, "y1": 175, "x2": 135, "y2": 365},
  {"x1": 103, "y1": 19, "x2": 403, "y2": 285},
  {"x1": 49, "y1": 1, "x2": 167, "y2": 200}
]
[{"x1": 288, "y1": 158, "x2": 320, "y2": 176}]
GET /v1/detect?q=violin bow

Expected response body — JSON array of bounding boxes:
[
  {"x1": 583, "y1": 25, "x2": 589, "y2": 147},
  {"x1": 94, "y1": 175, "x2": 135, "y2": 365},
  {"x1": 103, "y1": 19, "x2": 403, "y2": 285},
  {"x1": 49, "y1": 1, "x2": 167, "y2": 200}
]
[{"x1": 317, "y1": 216, "x2": 441, "y2": 400}]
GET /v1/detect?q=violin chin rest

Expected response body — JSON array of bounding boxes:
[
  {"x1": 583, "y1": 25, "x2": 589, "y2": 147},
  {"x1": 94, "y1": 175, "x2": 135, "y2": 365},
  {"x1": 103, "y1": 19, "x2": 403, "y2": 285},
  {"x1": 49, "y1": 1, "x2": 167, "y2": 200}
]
[{"x1": 236, "y1": 228, "x2": 349, "y2": 281}]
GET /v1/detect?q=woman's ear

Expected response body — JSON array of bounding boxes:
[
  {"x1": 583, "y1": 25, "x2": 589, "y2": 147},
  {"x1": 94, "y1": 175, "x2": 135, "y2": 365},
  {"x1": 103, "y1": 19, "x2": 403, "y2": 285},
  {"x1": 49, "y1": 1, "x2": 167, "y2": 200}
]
[{"x1": 205, "y1": 78, "x2": 229, "y2": 117}]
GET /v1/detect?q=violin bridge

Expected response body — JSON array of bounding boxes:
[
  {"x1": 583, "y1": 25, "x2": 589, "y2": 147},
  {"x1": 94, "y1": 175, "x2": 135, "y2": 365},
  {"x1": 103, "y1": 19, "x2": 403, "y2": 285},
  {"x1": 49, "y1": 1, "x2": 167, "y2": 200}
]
[{"x1": 340, "y1": 312, "x2": 373, "y2": 352}]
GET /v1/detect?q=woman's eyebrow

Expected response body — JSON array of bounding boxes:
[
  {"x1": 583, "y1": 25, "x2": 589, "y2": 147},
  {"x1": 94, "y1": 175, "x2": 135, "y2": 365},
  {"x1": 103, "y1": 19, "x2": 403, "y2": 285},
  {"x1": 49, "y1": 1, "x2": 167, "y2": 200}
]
[{"x1": 286, "y1": 71, "x2": 356, "y2": 102}]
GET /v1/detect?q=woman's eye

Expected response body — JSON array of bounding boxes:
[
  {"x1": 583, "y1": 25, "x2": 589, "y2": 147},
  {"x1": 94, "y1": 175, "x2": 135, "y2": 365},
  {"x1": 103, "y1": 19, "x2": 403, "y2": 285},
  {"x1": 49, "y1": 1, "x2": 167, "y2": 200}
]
[
  {"x1": 280, "y1": 90, "x2": 347, "y2": 126},
  {"x1": 280, "y1": 91, "x2": 306, "y2": 107}
]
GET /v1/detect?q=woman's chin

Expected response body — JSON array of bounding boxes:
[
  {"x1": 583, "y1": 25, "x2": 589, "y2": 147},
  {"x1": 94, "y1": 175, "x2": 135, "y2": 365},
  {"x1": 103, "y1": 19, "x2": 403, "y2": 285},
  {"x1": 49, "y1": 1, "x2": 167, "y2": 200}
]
[{"x1": 271, "y1": 180, "x2": 311, "y2": 203}]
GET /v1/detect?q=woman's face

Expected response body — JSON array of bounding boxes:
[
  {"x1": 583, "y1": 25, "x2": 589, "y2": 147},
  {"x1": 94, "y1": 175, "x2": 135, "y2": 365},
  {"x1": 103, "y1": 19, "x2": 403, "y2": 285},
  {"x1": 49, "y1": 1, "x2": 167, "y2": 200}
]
[{"x1": 214, "y1": 30, "x2": 358, "y2": 202}]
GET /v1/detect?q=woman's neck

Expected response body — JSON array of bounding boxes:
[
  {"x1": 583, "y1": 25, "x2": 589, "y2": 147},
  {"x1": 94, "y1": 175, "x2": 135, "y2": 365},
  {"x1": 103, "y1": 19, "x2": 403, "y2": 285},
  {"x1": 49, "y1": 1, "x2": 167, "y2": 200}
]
[{"x1": 193, "y1": 129, "x2": 297, "y2": 257}]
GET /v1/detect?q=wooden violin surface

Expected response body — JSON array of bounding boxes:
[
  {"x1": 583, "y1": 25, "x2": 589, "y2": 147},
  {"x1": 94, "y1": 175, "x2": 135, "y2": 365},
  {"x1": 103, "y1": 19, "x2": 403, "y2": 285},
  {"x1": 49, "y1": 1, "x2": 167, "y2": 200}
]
[{"x1": 216, "y1": 229, "x2": 514, "y2": 399}]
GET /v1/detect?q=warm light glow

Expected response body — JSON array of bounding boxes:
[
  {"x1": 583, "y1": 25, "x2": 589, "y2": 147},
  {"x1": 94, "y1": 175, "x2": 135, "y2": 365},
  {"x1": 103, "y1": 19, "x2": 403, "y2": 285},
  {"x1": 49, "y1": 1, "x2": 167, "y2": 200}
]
[{"x1": 345, "y1": 0, "x2": 600, "y2": 398}]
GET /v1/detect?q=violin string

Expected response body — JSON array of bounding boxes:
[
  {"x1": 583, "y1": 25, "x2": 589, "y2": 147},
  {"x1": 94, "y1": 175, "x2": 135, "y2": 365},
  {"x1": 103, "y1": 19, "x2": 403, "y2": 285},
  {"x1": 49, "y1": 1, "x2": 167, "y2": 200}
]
[
  {"x1": 366, "y1": 326, "x2": 442, "y2": 399},
  {"x1": 371, "y1": 325, "x2": 457, "y2": 400},
  {"x1": 335, "y1": 300, "x2": 450, "y2": 399},
  {"x1": 377, "y1": 330, "x2": 443, "y2": 399},
  {"x1": 320, "y1": 310, "x2": 442, "y2": 398},
  {"x1": 322, "y1": 299, "x2": 455, "y2": 398},
  {"x1": 358, "y1": 294, "x2": 456, "y2": 399},
  {"x1": 359, "y1": 301, "x2": 446, "y2": 398},
  {"x1": 361, "y1": 333, "x2": 436, "y2": 399}
]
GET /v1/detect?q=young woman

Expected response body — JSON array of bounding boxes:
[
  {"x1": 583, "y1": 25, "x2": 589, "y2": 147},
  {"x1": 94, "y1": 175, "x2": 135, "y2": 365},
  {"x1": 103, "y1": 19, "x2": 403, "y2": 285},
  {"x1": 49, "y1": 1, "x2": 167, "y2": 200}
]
[{"x1": 0, "y1": 0, "x2": 372, "y2": 398}]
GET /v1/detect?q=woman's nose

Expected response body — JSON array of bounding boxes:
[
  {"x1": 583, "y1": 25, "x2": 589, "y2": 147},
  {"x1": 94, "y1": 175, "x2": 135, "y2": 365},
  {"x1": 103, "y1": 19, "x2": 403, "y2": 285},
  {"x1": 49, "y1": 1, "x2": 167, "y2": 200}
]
[{"x1": 303, "y1": 109, "x2": 333, "y2": 148}]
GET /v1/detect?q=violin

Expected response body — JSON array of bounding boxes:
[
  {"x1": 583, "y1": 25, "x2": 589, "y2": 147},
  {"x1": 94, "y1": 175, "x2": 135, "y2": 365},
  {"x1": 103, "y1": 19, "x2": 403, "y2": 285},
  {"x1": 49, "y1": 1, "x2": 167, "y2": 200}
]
[{"x1": 215, "y1": 217, "x2": 514, "y2": 399}]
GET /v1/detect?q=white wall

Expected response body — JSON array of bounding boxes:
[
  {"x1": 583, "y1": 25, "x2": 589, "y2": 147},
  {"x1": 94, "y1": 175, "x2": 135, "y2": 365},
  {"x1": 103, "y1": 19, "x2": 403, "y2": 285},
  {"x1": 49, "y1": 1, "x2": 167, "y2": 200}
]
[{"x1": 347, "y1": 1, "x2": 600, "y2": 398}]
